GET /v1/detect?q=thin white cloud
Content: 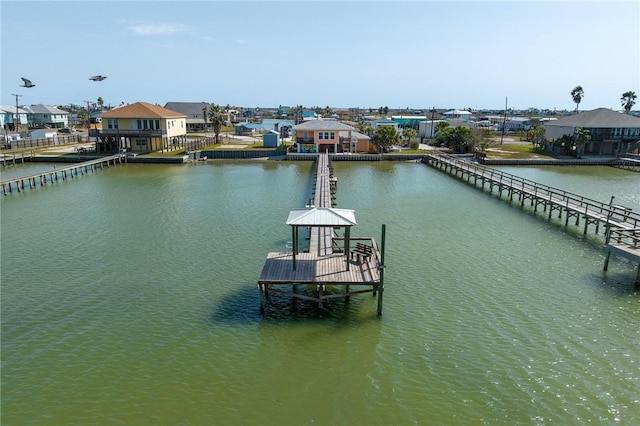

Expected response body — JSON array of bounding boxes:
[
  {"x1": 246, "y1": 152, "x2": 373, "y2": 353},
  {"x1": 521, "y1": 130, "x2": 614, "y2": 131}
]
[
  {"x1": 128, "y1": 23, "x2": 191, "y2": 35},
  {"x1": 235, "y1": 39, "x2": 249, "y2": 45}
]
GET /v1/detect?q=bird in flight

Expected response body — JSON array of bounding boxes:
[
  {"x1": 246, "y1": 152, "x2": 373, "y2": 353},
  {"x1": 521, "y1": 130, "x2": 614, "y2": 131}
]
[
  {"x1": 20, "y1": 77, "x2": 35, "y2": 88},
  {"x1": 89, "y1": 75, "x2": 107, "y2": 81}
]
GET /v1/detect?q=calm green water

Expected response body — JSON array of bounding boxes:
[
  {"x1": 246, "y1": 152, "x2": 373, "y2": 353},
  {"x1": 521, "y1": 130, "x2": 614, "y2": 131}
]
[{"x1": 1, "y1": 160, "x2": 639, "y2": 425}]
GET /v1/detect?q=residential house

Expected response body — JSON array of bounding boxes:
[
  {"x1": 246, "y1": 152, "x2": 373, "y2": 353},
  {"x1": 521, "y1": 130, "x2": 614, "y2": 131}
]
[
  {"x1": 0, "y1": 105, "x2": 29, "y2": 131},
  {"x1": 373, "y1": 119, "x2": 400, "y2": 131},
  {"x1": 164, "y1": 102, "x2": 210, "y2": 132},
  {"x1": 293, "y1": 119, "x2": 370, "y2": 153},
  {"x1": 391, "y1": 115, "x2": 427, "y2": 129},
  {"x1": 235, "y1": 119, "x2": 294, "y2": 136},
  {"x1": 22, "y1": 104, "x2": 69, "y2": 129},
  {"x1": 543, "y1": 108, "x2": 640, "y2": 155},
  {"x1": 442, "y1": 109, "x2": 472, "y2": 122},
  {"x1": 95, "y1": 102, "x2": 187, "y2": 153}
]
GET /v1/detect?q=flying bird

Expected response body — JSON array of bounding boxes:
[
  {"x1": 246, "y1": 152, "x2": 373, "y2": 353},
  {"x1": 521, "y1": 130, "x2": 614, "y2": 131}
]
[
  {"x1": 89, "y1": 75, "x2": 107, "y2": 81},
  {"x1": 20, "y1": 77, "x2": 35, "y2": 88}
]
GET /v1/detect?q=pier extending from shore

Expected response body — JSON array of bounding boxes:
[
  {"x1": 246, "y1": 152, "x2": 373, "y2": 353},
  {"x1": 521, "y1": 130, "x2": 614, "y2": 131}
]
[
  {"x1": 0, "y1": 153, "x2": 126, "y2": 196},
  {"x1": 424, "y1": 153, "x2": 640, "y2": 285},
  {"x1": 257, "y1": 153, "x2": 385, "y2": 315}
]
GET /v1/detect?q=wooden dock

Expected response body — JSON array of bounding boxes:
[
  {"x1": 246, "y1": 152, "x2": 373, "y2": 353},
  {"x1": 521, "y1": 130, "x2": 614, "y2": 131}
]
[
  {"x1": 425, "y1": 153, "x2": 640, "y2": 285},
  {"x1": 0, "y1": 153, "x2": 126, "y2": 196},
  {"x1": 604, "y1": 227, "x2": 640, "y2": 287},
  {"x1": 257, "y1": 153, "x2": 385, "y2": 315}
]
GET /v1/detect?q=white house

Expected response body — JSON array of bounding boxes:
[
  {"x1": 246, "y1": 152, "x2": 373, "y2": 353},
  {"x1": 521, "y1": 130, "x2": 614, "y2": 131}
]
[
  {"x1": 0, "y1": 105, "x2": 29, "y2": 131},
  {"x1": 23, "y1": 104, "x2": 69, "y2": 129},
  {"x1": 442, "y1": 109, "x2": 472, "y2": 122}
]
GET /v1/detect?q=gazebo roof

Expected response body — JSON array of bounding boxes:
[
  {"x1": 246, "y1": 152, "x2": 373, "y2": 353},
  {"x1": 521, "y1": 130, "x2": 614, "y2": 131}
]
[{"x1": 286, "y1": 207, "x2": 357, "y2": 227}]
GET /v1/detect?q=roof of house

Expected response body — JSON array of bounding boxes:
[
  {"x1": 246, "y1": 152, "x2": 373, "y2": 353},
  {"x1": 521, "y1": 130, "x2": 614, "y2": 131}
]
[
  {"x1": 352, "y1": 131, "x2": 370, "y2": 140},
  {"x1": 293, "y1": 119, "x2": 355, "y2": 131},
  {"x1": 99, "y1": 102, "x2": 186, "y2": 119},
  {"x1": 22, "y1": 104, "x2": 69, "y2": 114},
  {"x1": 286, "y1": 207, "x2": 357, "y2": 227},
  {"x1": 163, "y1": 102, "x2": 210, "y2": 116},
  {"x1": 0, "y1": 105, "x2": 28, "y2": 114},
  {"x1": 444, "y1": 109, "x2": 472, "y2": 115},
  {"x1": 544, "y1": 108, "x2": 640, "y2": 128}
]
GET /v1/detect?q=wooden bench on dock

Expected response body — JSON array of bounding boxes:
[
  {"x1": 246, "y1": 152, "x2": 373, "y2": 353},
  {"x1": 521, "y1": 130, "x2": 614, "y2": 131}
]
[{"x1": 351, "y1": 242, "x2": 373, "y2": 262}]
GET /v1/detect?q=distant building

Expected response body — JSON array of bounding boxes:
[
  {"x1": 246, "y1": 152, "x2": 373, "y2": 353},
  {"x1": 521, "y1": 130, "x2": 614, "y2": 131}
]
[
  {"x1": 442, "y1": 109, "x2": 472, "y2": 122},
  {"x1": 164, "y1": 102, "x2": 210, "y2": 132},
  {"x1": 22, "y1": 104, "x2": 69, "y2": 129},
  {"x1": 0, "y1": 105, "x2": 29, "y2": 131}
]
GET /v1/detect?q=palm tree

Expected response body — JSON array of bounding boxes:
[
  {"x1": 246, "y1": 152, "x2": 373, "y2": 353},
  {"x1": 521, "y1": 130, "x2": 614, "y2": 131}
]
[
  {"x1": 207, "y1": 104, "x2": 224, "y2": 144},
  {"x1": 574, "y1": 127, "x2": 591, "y2": 158},
  {"x1": 621, "y1": 91, "x2": 637, "y2": 114},
  {"x1": 571, "y1": 86, "x2": 584, "y2": 113}
]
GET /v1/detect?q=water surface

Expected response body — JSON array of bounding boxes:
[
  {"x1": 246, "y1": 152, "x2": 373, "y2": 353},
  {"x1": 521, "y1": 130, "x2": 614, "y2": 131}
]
[{"x1": 1, "y1": 160, "x2": 639, "y2": 424}]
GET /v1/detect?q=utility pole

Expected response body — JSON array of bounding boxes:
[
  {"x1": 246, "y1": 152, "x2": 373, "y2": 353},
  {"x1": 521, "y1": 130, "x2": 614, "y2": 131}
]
[
  {"x1": 11, "y1": 93, "x2": 22, "y2": 132},
  {"x1": 84, "y1": 100, "x2": 92, "y2": 130},
  {"x1": 430, "y1": 106, "x2": 436, "y2": 140},
  {"x1": 500, "y1": 96, "x2": 508, "y2": 145}
]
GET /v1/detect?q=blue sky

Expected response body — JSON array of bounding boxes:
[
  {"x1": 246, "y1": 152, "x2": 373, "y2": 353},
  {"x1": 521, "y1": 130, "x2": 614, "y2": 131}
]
[{"x1": 2, "y1": 0, "x2": 639, "y2": 111}]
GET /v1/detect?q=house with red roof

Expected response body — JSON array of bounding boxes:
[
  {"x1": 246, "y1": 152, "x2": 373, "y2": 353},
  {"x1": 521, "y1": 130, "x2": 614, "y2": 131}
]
[{"x1": 94, "y1": 102, "x2": 187, "y2": 153}]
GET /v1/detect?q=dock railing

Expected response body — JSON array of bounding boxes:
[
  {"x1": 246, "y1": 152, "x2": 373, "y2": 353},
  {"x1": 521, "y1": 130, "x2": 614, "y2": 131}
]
[{"x1": 425, "y1": 153, "x2": 639, "y2": 230}]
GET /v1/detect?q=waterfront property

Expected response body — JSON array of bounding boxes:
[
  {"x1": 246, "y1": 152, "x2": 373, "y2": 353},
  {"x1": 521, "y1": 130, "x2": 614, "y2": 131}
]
[
  {"x1": 93, "y1": 102, "x2": 188, "y2": 153},
  {"x1": 292, "y1": 119, "x2": 371, "y2": 153},
  {"x1": 258, "y1": 153, "x2": 385, "y2": 315},
  {"x1": 543, "y1": 108, "x2": 640, "y2": 156}
]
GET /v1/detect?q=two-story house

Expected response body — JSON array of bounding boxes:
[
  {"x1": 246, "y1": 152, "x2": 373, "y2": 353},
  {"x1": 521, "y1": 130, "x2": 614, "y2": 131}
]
[
  {"x1": 0, "y1": 105, "x2": 29, "y2": 132},
  {"x1": 22, "y1": 104, "x2": 69, "y2": 129},
  {"x1": 293, "y1": 119, "x2": 370, "y2": 153},
  {"x1": 95, "y1": 102, "x2": 187, "y2": 153},
  {"x1": 544, "y1": 108, "x2": 640, "y2": 156},
  {"x1": 164, "y1": 102, "x2": 210, "y2": 132}
]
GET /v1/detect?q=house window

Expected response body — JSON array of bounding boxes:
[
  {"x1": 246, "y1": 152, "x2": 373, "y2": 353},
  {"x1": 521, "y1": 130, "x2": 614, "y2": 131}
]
[
  {"x1": 318, "y1": 132, "x2": 323, "y2": 140},
  {"x1": 330, "y1": 132, "x2": 335, "y2": 139},
  {"x1": 155, "y1": 120, "x2": 160, "y2": 130},
  {"x1": 107, "y1": 119, "x2": 118, "y2": 129}
]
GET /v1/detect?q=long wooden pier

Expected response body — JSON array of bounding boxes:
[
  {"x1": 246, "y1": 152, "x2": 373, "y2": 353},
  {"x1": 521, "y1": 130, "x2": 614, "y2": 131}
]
[
  {"x1": 425, "y1": 153, "x2": 640, "y2": 285},
  {"x1": 0, "y1": 153, "x2": 126, "y2": 196},
  {"x1": 257, "y1": 153, "x2": 385, "y2": 315}
]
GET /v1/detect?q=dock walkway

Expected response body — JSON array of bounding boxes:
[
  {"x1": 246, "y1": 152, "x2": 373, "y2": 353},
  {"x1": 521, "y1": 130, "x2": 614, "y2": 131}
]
[
  {"x1": 257, "y1": 153, "x2": 384, "y2": 314},
  {"x1": 425, "y1": 153, "x2": 640, "y2": 286},
  {"x1": 1, "y1": 153, "x2": 125, "y2": 196}
]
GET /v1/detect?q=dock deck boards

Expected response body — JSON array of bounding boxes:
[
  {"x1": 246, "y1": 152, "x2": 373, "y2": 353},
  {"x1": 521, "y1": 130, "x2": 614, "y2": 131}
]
[{"x1": 258, "y1": 252, "x2": 380, "y2": 285}]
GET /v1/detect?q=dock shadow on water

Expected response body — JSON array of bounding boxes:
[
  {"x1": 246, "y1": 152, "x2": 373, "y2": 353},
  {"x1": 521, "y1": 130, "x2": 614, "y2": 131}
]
[{"x1": 208, "y1": 284, "x2": 375, "y2": 325}]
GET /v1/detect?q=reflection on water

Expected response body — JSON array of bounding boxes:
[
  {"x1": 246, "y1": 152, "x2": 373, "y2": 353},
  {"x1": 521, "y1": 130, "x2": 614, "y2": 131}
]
[{"x1": 1, "y1": 160, "x2": 639, "y2": 424}]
